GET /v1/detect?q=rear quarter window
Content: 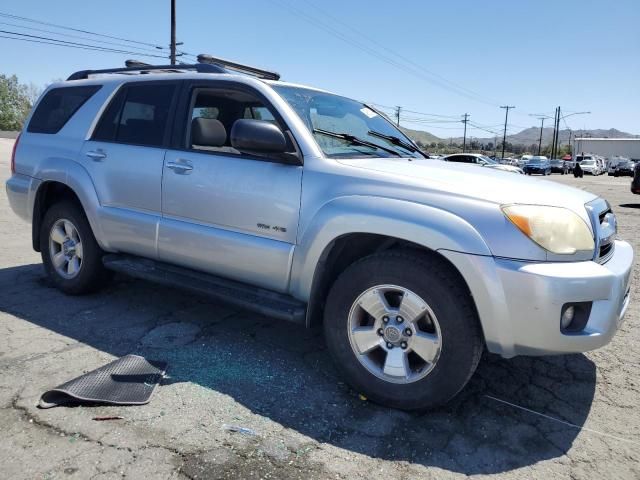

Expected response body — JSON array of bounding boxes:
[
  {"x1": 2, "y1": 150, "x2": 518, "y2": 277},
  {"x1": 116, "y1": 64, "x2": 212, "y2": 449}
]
[{"x1": 27, "y1": 85, "x2": 101, "y2": 134}]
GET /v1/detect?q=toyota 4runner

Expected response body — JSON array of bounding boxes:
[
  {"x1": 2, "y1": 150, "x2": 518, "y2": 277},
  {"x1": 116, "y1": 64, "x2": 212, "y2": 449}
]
[{"x1": 6, "y1": 57, "x2": 634, "y2": 409}]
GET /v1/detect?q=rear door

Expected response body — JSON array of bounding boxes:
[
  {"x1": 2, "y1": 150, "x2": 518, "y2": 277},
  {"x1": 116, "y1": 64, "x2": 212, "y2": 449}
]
[
  {"x1": 159, "y1": 80, "x2": 303, "y2": 292},
  {"x1": 81, "y1": 81, "x2": 179, "y2": 257}
]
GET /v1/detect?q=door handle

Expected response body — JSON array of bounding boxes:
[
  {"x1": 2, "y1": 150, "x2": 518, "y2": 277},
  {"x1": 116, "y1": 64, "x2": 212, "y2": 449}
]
[
  {"x1": 86, "y1": 150, "x2": 107, "y2": 161},
  {"x1": 166, "y1": 161, "x2": 193, "y2": 174}
]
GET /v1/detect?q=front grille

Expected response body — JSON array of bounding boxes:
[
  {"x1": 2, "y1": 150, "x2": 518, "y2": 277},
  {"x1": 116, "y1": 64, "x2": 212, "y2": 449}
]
[{"x1": 586, "y1": 199, "x2": 616, "y2": 264}]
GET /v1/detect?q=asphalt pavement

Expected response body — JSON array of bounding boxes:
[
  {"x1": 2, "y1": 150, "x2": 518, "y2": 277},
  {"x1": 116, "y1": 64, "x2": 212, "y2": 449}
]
[{"x1": 0, "y1": 138, "x2": 638, "y2": 479}]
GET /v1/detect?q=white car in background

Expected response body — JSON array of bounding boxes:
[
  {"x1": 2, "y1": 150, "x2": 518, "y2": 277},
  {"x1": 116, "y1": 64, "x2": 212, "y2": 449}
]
[
  {"x1": 577, "y1": 156, "x2": 599, "y2": 175},
  {"x1": 442, "y1": 153, "x2": 524, "y2": 174}
]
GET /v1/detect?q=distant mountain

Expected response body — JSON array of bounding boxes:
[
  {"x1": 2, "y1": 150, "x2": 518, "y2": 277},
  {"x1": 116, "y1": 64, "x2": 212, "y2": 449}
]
[
  {"x1": 400, "y1": 127, "x2": 441, "y2": 145},
  {"x1": 402, "y1": 126, "x2": 639, "y2": 147}
]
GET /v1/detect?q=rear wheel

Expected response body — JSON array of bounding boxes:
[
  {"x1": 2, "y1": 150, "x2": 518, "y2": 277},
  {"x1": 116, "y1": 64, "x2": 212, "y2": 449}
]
[
  {"x1": 323, "y1": 251, "x2": 483, "y2": 410},
  {"x1": 40, "y1": 201, "x2": 110, "y2": 295}
]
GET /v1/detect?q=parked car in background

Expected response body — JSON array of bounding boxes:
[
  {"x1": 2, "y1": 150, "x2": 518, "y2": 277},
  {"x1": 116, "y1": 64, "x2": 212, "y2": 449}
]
[
  {"x1": 550, "y1": 159, "x2": 570, "y2": 174},
  {"x1": 502, "y1": 157, "x2": 519, "y2": 166},
  {"x1": 518, "y1": 155, "x2": 533, "y2": 168},
  {"x1": 607, "y1": 156, "x2": 628, "y2": 175},
  {"x1": 632, "y1": 162, "x2": 640, "y2": 194},
  {"x1": 523, "y1": 158, "x2": 552, "y2": 175},
  {"x1": 575, "y1": 155, "x2": 600, "y2": 175},
  {"x1": 441, "y1": 153, "x2": 524, "y2": 174},
  {"x1": 596, "y1": 156, "x2": 606, "y2": 175},
  {"x1": 614, "y1": 159, "x2": 635, "y2": 177}
]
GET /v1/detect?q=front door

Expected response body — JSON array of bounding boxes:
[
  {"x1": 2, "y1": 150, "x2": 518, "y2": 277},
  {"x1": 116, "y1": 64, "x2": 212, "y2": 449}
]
[{"x1": 159, "y1": 82, "x2": 303, "y2": 292}]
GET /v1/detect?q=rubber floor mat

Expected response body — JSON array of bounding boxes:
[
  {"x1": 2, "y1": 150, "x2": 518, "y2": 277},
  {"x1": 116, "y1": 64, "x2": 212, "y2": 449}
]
[{"x1": 38, "y1": 355, "x2": 167, "y2": 409}]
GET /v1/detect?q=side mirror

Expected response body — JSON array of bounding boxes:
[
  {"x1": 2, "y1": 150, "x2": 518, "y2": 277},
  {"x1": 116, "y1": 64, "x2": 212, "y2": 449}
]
[{"x1": 230, "y1": 119, "x2": 287, "y2": 154}]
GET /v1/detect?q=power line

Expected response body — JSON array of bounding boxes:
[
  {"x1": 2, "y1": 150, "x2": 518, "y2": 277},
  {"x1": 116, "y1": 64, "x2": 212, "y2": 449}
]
[
  {"x1": 296, "y1": 0, "x2": 504, "y2": 107},
  {"x1": 0, "y1": 11, "x2": 165, "y2": 49},
  {"x1": 0, "y1": 21, "x2": 169, "y2": 55},
  {"x1": 0, "y1": 30, "x2": 168, "y2": 58},
  {"x1": 268, "y1": 0, "x2": 509, "y2": 107}
]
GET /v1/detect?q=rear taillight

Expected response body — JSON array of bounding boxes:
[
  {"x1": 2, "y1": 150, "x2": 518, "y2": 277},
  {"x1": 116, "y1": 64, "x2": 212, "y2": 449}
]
[{"x1": 10, "y1": 132, "x2": 21, "y2": 174}]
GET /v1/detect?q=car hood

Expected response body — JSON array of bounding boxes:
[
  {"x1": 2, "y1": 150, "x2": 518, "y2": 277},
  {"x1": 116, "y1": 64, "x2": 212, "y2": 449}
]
[{"x1": 338, "y1": 157, "x2": 597, "y2": 208}]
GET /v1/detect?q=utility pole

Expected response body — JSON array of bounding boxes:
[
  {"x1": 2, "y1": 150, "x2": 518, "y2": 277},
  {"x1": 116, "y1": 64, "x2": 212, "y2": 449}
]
[
  {"x1": 548, "y1": 107, "x2": 557, "y2": 159},
  {"x1": 550, "y1": 107, "x2": 561, "y2": 160},
  {"x1": 170, "y1": 0, "x2": 177, "y2": 65},
  {"x1": 461, "y1": 113, "x2": 469, "y2": 152},
  {"x1": 568, "y1": 129, "x2": 572, "y2": 156},
  {"x1": 529, "y1": 114, "x2": 551, "y2": 155},
  {"x1": 500, "y1": 105, "x2": 515, "y2": 159},
  {"x1": 537, "y1": 117, "x2": 545, "y2": 155},
  {"x1": 395, "y1": 106, "x2": 401, "y2": 127},
  {"x1": 554, "y1": 107, "x2": 561, "y2": 159}
]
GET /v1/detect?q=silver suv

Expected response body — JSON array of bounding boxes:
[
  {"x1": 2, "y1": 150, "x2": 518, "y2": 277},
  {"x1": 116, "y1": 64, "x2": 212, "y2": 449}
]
[{"x1": 6, "y1": 58, "x2": 634, "y2": 410}]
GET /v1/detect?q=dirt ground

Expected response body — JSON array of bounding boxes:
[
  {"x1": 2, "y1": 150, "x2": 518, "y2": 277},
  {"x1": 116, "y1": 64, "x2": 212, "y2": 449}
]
[{"x1": 0, "y1": 137, "x2": 638, "y2": 479}]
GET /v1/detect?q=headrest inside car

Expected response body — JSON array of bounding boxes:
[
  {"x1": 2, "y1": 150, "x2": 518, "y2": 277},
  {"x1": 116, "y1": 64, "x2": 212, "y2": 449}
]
[{"x1": 192, "y1": 117, "x2": 226, "y2": 147}]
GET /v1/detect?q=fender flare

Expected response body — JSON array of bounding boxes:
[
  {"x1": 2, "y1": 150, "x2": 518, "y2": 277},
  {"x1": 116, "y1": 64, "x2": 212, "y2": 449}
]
[
  {"x1": 32, "y1": 157, "x2": 111, "y2": 251},
  {"x1": 289, "y1": 195, "x2": 492, "y2": 301}
]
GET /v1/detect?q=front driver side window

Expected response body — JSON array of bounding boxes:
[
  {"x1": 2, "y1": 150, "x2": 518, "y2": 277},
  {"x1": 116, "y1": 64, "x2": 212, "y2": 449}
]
[{"x1": 186, "y1": 88, "x2": 284, "y2": 156}]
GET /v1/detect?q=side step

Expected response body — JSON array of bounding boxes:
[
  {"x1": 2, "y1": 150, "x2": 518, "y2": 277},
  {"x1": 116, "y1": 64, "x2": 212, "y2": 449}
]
[{"x1": 103, "y1": 254, "x2": 306, "y2": 324}]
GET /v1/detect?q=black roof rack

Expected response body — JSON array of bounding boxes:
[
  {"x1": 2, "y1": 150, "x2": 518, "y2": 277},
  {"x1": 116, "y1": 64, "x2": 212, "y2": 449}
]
[
  {"x1": 197, "y1": 54, "x2": 280, "y2": 81},
  {"x1": 67, "y1": 55, "x2": 281, "y2": 82},
  {"x1": 66, "y1": 62, "x2": 226, "y2": 81}
]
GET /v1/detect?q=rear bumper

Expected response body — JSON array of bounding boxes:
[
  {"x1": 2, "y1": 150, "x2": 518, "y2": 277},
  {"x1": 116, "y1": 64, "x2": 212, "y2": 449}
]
[
  {"x1": 5, "y1": 173, "x2": 37, "y2": 222},
  {"x1": 441, "y1": 240, "x2": 634, "y2": 357}
]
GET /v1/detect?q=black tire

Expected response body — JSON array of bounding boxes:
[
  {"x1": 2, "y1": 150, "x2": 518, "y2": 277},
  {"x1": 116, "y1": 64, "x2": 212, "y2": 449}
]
[
  {"x1": 323, "y1": 251, "x2": 483, "y2": 410},
  {"x1": 40, "y1": 201, "x2": 110, "y2": 295}
]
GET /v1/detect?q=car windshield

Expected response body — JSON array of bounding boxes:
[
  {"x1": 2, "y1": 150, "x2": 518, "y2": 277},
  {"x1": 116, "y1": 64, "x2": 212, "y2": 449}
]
[
  {"x1": 576, "y1": 156, "x2": 592, "y2": 162},
  {"x1": 582, "y1": 159, "x2": 595, "y2": 165},
  {"x1": 527, "y1": 160, "x2": 544, "y2": 165},
  {"x1": 273, "y1": 85, "x2": 425, "y2": 159}
]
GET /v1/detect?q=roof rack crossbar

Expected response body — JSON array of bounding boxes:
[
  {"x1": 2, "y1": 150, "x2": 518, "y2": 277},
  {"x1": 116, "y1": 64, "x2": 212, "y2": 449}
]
[
  {"x1": 66, "y1": 62, "x2": 226, "y2": 81},
  {"x1": 197, "y1": 54, "x2": 280, "y2": 81}
]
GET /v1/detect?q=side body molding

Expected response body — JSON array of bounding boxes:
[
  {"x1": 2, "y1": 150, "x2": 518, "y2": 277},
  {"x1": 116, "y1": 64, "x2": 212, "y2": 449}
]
[
  {"x1": 289, "y1": 195, "x2": 492, "y2": 301},
  {"x1": 32, "y1": 157, "x2": 112, "y2": 252}
]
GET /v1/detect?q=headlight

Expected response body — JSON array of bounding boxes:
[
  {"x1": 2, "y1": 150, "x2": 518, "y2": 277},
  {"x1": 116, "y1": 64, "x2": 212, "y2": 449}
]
[{"x1": 501, "y1": 205, "x2": 594, "y2": 254}]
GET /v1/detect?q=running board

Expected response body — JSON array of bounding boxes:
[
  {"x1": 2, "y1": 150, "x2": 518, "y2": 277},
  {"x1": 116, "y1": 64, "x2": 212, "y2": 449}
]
[{"x1": 102, "y1": 254, "x2": 306, "y2": 324}]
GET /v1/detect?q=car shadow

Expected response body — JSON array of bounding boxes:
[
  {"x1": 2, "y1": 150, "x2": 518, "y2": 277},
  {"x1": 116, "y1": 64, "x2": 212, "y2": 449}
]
[
  {"x1": 0, "y1": 263, "x2": 596, "y2": 475},
  {"x1": 619, "y1": 203, "x2": 640, "y2": 209}
]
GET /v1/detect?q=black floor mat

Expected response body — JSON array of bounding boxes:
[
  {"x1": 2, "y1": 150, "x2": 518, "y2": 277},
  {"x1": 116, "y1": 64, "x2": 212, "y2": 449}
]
[{"x1": 39, "y1": 355, "x2": 167, "y2": 409}]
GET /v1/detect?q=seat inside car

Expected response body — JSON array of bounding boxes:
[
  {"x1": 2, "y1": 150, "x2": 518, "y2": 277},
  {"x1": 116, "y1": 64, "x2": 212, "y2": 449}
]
[{"x1": 191, "y1": 117, "x2": 239, "y2": 154}]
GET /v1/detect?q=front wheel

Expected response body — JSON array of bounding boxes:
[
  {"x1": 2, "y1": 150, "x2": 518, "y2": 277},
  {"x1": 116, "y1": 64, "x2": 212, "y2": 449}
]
[{"x1": 323, "y1": 251, "x2": 483, "y2": 410}]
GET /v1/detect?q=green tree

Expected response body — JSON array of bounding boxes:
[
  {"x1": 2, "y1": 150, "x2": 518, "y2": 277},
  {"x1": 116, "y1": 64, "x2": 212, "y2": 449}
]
[{"x1": 0, "y1": 74, "x2": 32, "y2": 131}]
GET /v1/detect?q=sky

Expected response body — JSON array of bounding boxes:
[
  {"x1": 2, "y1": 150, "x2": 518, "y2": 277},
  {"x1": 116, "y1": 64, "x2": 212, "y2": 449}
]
[{"x1": 2, "y1": 0, "x2": 639, "y2": 137}]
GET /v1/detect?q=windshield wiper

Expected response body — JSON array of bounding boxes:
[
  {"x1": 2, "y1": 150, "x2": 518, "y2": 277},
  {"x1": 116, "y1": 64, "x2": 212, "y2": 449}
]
[
  {"x1": 312, "y1": 128, "x2": 402, "y2": 157},
  {"x1": 367, "y1": 129, "x2": 420, "y2": 153}
]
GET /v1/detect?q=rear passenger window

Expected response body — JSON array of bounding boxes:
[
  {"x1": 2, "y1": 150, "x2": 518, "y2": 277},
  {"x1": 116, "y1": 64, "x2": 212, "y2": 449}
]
[
  {"x1": 27, "y1": 86, "x2": 101, "y2": 134},
  {"x1": 93, "y1": 83, "x2": 177, "y2": 147}
]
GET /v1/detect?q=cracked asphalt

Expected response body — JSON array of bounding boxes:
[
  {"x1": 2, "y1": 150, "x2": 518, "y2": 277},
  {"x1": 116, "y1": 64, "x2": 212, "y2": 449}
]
[{"x1": 0, "y1": 136, "x2": 638, "y2": 479}]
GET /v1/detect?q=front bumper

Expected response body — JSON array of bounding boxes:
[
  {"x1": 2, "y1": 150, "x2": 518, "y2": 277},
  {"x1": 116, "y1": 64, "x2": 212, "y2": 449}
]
[{"x1": 441, "y1": 240, "x2": 633, "y2": 357}]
